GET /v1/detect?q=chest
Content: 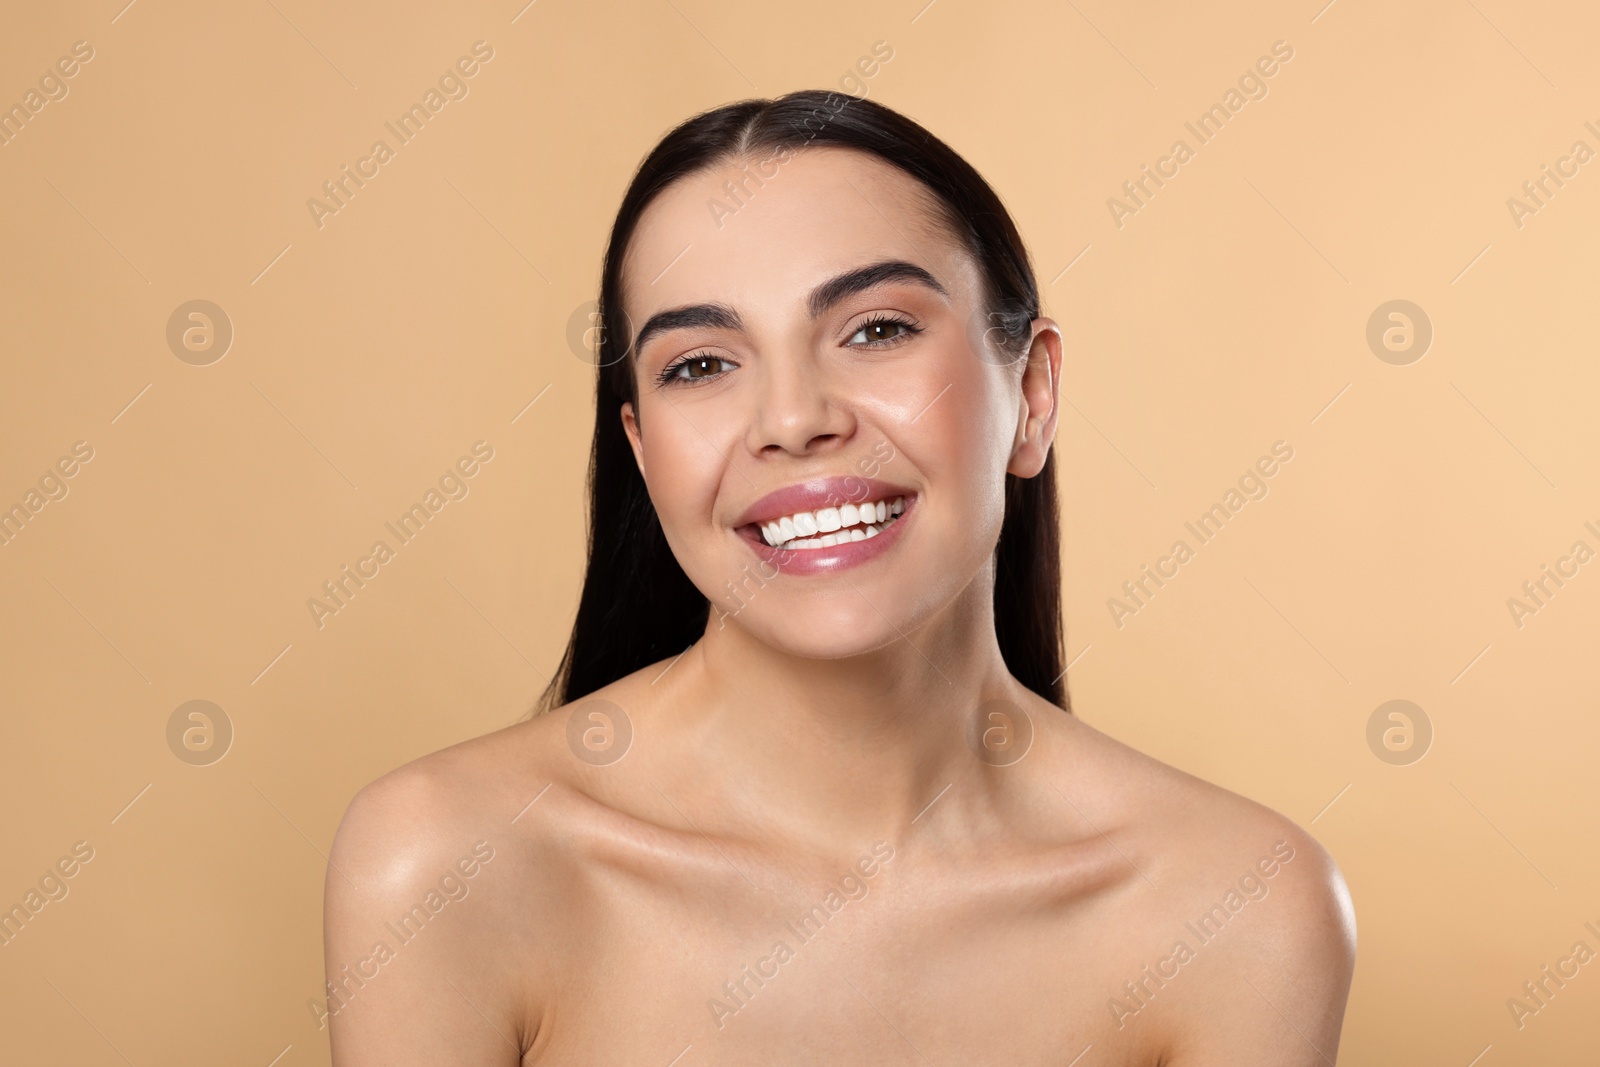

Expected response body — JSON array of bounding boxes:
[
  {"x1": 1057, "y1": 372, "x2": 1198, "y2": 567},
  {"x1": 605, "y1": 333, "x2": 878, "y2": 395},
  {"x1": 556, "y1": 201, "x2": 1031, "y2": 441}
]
[{"x1": 523, "y1": 850, "x2": 1169, "y2": 1065}]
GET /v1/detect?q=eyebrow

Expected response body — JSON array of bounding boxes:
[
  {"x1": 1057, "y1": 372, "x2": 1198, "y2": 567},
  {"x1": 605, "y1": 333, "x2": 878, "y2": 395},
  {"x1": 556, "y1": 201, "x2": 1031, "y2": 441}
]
[{"x1": 630, "y1": 259, "x2": 948, "y2": 357}]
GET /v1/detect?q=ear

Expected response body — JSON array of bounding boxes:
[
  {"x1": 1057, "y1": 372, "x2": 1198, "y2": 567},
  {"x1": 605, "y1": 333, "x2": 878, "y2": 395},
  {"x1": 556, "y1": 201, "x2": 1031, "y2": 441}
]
[
  {"x1": 1006, "y1": 317, "x2": 1062, "y2": 479},
  {"x1": 620, "y1": 400, "x2": 647, "y2": 477}
]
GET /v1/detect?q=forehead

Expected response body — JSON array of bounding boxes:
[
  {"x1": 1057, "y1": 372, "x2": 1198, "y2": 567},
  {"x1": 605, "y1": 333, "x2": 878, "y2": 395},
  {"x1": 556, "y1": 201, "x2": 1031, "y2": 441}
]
[{"x1": 620, "y1": 146, "x2": 977, "y2": 325}]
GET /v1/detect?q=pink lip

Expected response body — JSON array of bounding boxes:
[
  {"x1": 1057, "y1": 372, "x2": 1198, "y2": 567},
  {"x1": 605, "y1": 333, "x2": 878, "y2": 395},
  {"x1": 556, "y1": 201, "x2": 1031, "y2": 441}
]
[
  {"x1": 730, "y1": 476, "x2": 918, "y2": 577},
  {"x1": 732, "y1": 476, "x2": 917, "y2": 528}
]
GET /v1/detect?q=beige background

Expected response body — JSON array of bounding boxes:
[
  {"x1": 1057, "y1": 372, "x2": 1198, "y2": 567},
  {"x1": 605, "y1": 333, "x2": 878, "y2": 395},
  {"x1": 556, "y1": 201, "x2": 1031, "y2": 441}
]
[{"x1": 2, "y1": 0, "x2": 1597, "y2": 1062}]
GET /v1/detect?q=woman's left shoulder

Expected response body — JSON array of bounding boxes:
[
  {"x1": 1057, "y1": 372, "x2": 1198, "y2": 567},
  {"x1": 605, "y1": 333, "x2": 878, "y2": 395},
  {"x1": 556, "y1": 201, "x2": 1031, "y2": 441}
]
[
  {"x1": 1027, "y1": 700, "x2": 1357, "y2": 1058},
  {"x1": 1030, "y1": 697, "x2": 1357, "y2": 966}
]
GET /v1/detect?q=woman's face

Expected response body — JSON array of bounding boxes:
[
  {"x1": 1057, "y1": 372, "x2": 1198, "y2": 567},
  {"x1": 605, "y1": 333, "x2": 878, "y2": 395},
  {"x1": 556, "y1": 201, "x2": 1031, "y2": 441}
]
[{"x1": 619, "y1": 145, "x2": 1059, "y2": 660}]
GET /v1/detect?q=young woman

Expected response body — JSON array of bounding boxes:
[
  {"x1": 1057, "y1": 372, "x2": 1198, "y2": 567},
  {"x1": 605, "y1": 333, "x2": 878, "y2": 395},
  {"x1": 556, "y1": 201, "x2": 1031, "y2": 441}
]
[{"x1": 325, "y1": 89, "x2": 1356, "y2": 1065}]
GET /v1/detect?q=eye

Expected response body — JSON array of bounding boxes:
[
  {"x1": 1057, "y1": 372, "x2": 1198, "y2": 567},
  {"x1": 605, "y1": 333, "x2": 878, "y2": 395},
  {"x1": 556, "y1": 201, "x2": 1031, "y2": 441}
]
[
  {"x1": 847, "y1": 315, "x2": 922, "y2": 346},
  {"x1": 656, "y1": 351, "x2": 735, "y2": 387}
]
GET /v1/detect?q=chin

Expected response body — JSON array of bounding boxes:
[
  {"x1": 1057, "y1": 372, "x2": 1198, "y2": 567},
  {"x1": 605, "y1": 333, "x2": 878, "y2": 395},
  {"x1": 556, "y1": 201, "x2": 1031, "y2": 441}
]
[{"x1": 719, "y1": 604, "x2": 911, "y2": 661}]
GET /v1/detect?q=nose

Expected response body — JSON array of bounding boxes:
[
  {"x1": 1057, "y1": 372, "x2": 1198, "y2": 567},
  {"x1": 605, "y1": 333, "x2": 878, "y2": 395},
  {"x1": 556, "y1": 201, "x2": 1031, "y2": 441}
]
[{"x1": 744, "y1": 346, "x2": 856, "y2": 458}]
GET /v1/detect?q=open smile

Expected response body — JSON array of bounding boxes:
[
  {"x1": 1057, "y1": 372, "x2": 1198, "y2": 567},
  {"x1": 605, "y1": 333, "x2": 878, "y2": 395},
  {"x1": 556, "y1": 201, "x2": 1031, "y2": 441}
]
[
  {"x1": 732, "y1": 477, "x2": 918, "y2": 576},
  {"x1": 753, "y1": 495, "x2": 906, "y2": 550}
]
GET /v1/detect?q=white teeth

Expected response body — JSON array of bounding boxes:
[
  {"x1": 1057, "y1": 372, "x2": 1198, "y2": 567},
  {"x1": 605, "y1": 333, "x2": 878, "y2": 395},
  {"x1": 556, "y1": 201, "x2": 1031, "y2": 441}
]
[
  {"x1": 748, "y1": 495, "x2": 915, "y2": 550},
  {"x1": 751, "y1": 495, "x2": 908, "y2": 550}
]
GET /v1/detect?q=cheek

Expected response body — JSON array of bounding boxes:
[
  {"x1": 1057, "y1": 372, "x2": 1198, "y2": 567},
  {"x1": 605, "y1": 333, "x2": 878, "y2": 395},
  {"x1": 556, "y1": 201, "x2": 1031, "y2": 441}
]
[
  {"x1": 636, "y1": 395, "x2": 734, "y2": 547},
  {"x1": 919, "y1": 366, "x2": 1015, "y2": 507}
]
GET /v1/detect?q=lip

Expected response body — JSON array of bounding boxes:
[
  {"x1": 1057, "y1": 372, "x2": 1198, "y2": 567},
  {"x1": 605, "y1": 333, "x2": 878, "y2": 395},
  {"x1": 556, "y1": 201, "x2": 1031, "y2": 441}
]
[
  {"x1": 731, "y1": 475, "x2": 918, "y2": 577},
  {"x1": 732, "y1": 476, "x2": 918, "y2": 528}
]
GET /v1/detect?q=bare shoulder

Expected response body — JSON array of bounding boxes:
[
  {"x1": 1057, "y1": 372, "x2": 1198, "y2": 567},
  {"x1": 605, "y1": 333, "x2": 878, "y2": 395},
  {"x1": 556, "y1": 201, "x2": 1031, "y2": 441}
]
[
  {"x1": 329, "y1": 715, "x2": 559, "y2": 886},
  {"x1": 1029, "y1": 697, "x2": 1356, "y2": 1062},
  {"x1": 321, "y1": 678, "x2": 647, "y2": 1064}
]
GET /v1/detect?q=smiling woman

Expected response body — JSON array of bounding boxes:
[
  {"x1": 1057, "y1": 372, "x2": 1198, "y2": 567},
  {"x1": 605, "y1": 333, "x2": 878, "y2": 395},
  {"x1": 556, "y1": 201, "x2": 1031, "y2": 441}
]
[{"x1": 324, "y1": 89, "x2": 1356, "y2": 1065}]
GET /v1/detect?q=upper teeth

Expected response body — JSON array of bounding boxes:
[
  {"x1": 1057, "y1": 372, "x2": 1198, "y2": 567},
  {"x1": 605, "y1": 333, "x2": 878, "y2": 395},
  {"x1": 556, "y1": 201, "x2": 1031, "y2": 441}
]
[{"x1": 759, "y1": 496, "x2": 906, "y2": 548}]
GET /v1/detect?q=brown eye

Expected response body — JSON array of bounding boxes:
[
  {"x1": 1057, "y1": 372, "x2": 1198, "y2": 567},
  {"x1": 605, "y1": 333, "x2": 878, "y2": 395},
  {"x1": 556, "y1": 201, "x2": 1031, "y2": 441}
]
[
  {"x1": 657, "y1": 352, "x2": 734, "y2": 386},
  {"x1": 848, "y1": 316, "x2": 920, "y2": 346},
  {"x1": 681, "y1": 356, "x2": 721, "y2": 378}
]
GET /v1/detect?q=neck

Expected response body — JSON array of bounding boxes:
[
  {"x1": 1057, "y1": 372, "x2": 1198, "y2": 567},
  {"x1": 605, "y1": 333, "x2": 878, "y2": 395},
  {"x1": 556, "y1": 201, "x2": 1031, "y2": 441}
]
[{"x1": 666, "y1": 566, "x2": 1024, "y2": 850}]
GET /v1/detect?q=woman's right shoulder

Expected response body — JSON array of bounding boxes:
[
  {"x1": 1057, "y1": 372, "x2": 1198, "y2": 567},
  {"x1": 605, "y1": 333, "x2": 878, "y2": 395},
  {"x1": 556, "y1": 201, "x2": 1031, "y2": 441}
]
[
  {"x1": 329, "y1": 708, "x2": 579, "y2": 872},
  {"x1": 327, "y1": 669, "x2": 663, "y2": 890}
]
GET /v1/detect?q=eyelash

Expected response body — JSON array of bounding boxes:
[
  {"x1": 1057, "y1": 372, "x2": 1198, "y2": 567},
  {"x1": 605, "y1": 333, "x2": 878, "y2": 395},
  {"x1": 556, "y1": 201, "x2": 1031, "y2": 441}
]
[{"x1": 653, "y1": 314, "x2": 924, "y2": 387}]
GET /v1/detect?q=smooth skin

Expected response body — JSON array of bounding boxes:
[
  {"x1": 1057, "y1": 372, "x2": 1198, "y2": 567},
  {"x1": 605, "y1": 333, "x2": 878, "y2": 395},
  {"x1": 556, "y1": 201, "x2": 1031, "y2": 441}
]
[{"x1": 325, "y1": 145, "x2": 1356, "y2": 1065}]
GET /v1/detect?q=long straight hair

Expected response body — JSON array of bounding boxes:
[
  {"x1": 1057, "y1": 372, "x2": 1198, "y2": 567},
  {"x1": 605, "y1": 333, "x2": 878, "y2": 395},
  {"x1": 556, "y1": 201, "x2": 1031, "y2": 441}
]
[{"x1": 533, "y1": 89, "x2": 1068, "y2": 715}]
